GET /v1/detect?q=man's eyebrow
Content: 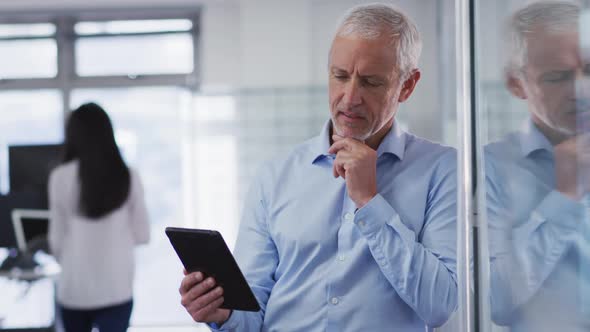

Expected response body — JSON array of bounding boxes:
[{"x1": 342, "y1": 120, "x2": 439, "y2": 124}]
[
  {"x1": 360, "y1": 74, "x2": 385, "y2": 79},
  {"x1": 358, "y1": 73, "x2": 388, "y2": 82},
  {"x1": 330, "y1": 67, "x2": 348, "y2": 74},
  {"x1": 330, "y1": 67, "x2": 385, "y2": 79},
  {"x1": 541, "y1": 69, "x2": 573, "y2": 75}
]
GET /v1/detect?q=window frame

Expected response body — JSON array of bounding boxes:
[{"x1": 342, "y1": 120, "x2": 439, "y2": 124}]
[{"x1": 0, "y1": 9, "x2": 201, "y2": 117}]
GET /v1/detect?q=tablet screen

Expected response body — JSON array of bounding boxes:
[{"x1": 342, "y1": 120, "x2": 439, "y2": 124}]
[{"x1": 165, "y1": 227, "x2": 260, "y2": 312}]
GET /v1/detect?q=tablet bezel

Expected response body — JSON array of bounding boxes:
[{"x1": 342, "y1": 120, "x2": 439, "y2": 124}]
[{"x1": 165, "y1": 227, "x2": 260, "y2": 312}]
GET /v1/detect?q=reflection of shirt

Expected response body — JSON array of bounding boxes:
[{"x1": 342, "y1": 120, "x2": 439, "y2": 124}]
[
  {"x1": 210, "y1": 121, "x2": 457, "y2": 332},
  {"x1": 486, "y1": 121, "x2": 589, "y2": 331},
  {"x1": 48, "y1": 161, "x2": 151, "y2": 309}
]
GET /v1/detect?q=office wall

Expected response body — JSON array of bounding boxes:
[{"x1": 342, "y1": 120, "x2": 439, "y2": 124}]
[
  {"x1": 202, "y1": 0, "x2": 446, "y2": 140},
  {"x1": 0, "y1": 0, "x2": 447, "y2": 141}
]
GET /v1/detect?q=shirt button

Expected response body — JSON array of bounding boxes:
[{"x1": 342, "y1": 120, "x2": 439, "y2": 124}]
[
  {"x1": 338, "y1": 255, "x2": 346, "y2": 261},
  {"x1": 358, "y1": 220, "x2": 366, "y2": 227},
  {"x1": 344, "y1": 212, "x2": 354, "y2": 221},
  {"x1": 330, "y1": 297, "x2": 339, "y2": 305}
]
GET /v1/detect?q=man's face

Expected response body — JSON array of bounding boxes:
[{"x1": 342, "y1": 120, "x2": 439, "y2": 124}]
[
  {"x1": 328, "y1": 34, "x2": 418, "y2": 142},
  {"x1": 509, "y1": 29, "x2": 590, "y2": 138}
]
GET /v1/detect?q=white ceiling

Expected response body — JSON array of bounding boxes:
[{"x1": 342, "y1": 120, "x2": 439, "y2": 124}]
[{"x1": 0, "y1": 0, "x2": 234, "y2": 12}]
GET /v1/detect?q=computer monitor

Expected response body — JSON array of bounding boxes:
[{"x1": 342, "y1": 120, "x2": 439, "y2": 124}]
[
  {"x1": 0, "y1": 193, "x2": 46, "y2": 271},
  {"x1": 8, "y1": 144, "x2": 63, "y2": 208},
  {"x1": 12, "y1": 209, "x2": 50, "y2": 253},
  {"x1": 0, "y1": 192, "x2": 44, "y2": 249},
  {"x1": 0, "y1": 195, "x2": 18, "y2": 249}
]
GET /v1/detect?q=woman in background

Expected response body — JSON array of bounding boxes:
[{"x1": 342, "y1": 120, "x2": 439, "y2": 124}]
[{"x1": 48, "y1": 103, "x2": 150, "y2": 332}]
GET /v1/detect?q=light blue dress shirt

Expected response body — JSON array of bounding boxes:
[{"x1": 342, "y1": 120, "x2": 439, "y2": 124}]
[
  {"x1": 211, "y1": 120, "x2": 457, "y2": 332},
  {"x1": 486, "y1": 121, "x2": 590, "y2": 331}
]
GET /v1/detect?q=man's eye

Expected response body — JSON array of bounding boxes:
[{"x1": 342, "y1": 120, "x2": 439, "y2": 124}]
[
  {"x1": 541, "y1": 71, "x2": 573, "y2": 83},
  {"x1": 363, "y1": 79, "x2": 382, "y2": 87},
  {"x1": 333, "y1": 74, "x2": 348, "y2": 80}
]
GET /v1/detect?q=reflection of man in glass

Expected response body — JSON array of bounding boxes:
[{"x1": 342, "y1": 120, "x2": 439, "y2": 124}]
[
  {"x1": 177, "y1": 3, "x2": 458, "y2": 331},
  {"x1": 487, "y1": 1, "x2": 590, "y2": 331}
]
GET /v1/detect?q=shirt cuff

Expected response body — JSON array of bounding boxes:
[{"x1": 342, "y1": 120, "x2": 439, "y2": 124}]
[
  {"x1": 536, "y1": 190, "x2": 585, "y2": 231},
  {"x1": 512, "y1": 190, "x2": 584, "y2": 250},
  {"x1": 354, "y1": 194, "x2": 416, "y2": 244},
  {"x1": 207, "y1": 310, "x2": 239, "y2": 331}
]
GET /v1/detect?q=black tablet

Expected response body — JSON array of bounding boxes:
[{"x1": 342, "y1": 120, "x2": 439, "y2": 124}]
[{"x1": 165, "y1": 227, "x2": 260, "y2": 312}]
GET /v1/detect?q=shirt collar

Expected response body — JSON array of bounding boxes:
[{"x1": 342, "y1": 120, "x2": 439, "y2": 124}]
[
  {"x1": 519, "y1": 119, "x2": 554, "y2": 157},
  {"x1": 310, "y1": 120, "x2": 406, "y2": 164}
]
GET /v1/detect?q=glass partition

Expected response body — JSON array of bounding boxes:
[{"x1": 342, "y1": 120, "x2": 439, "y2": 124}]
[{"x1": 472, "y1": 0, "x2": 590, "y2": 331}]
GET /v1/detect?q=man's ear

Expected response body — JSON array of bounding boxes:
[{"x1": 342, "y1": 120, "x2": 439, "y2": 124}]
[
  {"x1": 398, "y1": 69, "x2": 421, "y2": 103},
  {"x1": 506, "y1": 71, "x2": 528, "y2": 100}
]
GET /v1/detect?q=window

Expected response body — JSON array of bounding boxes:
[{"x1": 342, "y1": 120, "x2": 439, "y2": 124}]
[
  {"x1": 0, "y1": 23, "x2": 55, "y2": 37},
  {"x1": 74, "y1": 18, "x2": 194, "y2": 77},
  {"x1": 0, "y1": 23, "x2": 57, "y2": 79},
  {"x1": 75, "y1": 19, "x2": 192, "y2": 35}
]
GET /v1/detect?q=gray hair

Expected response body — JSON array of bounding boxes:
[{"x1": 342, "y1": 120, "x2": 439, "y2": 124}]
[
  {"x1": 334, "y1": 3, "x2": 422, "y2": 77},
  {"x1": 506, "y1": 1, "x2": 581, "y2": 72}
]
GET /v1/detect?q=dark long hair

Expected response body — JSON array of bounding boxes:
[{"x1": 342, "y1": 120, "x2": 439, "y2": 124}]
[{"x1": 63, "y1": 103, "x2": 130, "y2": 219}]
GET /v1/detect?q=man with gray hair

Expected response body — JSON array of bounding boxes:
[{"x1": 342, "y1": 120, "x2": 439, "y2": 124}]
[
  {"x1": 486, "y1": 1, "x2": 590, "y2": 330},
  {"x1": 179, "y1": 4, "x2": 457, "y2": 331}
]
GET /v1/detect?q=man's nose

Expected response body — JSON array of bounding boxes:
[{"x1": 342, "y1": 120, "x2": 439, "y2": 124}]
[{"x1": 342, "y1": 78, "x2": 362, "y2": 107}]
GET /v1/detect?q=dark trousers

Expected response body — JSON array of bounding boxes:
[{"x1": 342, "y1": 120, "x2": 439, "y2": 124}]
[{"x1": 59, "y1": 299, "x2": 133, "y2": 332}]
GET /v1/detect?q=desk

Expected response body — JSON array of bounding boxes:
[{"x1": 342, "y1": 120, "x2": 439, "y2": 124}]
[
  {"x1": 0, "y1": 264, "x2": 60, "y2": 282},
  {"x1": 0, "y1": 252, "x2": 59, "y2": 332}
]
